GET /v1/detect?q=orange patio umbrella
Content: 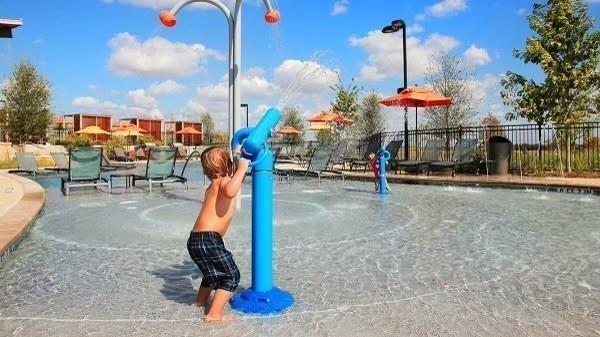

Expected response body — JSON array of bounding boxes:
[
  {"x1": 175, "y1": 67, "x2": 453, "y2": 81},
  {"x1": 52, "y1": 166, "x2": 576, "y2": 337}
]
[
  {"x1": 307, "y1": 110, "x2": 354, "y2": 125},
  {"x1": 275, "y1": 126, "x2": 303, "y2": 135},
  {"x1": 176, "y1": 126, "x2": 201, "y2": 146},
  {"x1": 380, "y1": 87, "x2": 452, "y2": 159},
  {"x1": 379, "y1": 87, "x2": 452, "y2": 130}
]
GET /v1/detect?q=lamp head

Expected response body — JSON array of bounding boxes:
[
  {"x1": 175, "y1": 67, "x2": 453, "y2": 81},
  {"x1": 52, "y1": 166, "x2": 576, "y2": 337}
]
[
  {"x1": 382, "y1": 25, "x2": 396, "y2": 34},
  {"x1": 265, "y1": 10, "x2": 280, "y2": 24},
  {"x1": 391, "y1": 19, "x2": 406, "y2": 29},
  {"x1": 159, "y1": 11, "x2": 176, "y2": 28}
]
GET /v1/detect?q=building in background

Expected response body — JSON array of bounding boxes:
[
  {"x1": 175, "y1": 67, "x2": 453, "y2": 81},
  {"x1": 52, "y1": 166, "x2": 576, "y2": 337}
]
[
  {"x1": 164, "y1": 120, "x2": 203, "y2": 146},
  {"x1": 64, "y1": 114, "x2": 112, "y2": 142},
  {"x1": 121, "y1": 117, "x2": 163, "y2": 142},
  {"x1": 0, "y1": 18, "x2": 22, "y2": 38}
]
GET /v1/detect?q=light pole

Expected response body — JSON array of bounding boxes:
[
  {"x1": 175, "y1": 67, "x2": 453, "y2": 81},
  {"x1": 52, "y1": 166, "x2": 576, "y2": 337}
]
[
  {"x1": 160, "y1": 0, "x2": 279, "y2": 150},
  {"x1": 382, "y1": 19, "x2": 409, "y2": 160},
  {"x1": 241, "y1": 103, "x2": 249, "y2": 128}
]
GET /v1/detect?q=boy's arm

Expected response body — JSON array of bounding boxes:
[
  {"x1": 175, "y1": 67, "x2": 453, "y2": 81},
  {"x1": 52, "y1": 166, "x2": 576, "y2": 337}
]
[{"x1": 222, "y1": 148, "x2": 249, "y2": 199}]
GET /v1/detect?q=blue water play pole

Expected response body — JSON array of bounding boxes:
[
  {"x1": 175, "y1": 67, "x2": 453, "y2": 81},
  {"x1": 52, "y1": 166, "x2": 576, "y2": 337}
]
[
  {"x1": 230, "y1": 107, "x2": 294, "y2": 314},
  {"x1": 377, "y1": 147, "x2": 390, "y2": 195}
]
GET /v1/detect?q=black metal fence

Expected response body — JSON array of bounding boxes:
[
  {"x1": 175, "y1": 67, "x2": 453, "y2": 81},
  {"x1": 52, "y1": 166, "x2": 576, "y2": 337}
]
[
  {"x1": 271, "y1": 122, "x2": 600, "y2": 174},
  {"x1": 374, "y1": 122, "x2": 600, "y2": 173}
]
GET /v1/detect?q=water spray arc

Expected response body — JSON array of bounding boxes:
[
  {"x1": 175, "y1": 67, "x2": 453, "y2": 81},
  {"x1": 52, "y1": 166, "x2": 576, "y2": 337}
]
[{"x1": 160, "y1": 0, "x2": 280, "y2": 144}]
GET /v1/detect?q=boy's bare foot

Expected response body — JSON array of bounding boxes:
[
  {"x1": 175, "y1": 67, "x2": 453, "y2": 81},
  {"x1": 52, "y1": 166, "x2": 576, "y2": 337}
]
[{"x1": 204, "y1": 314, "x2": 235, "y2": 323}]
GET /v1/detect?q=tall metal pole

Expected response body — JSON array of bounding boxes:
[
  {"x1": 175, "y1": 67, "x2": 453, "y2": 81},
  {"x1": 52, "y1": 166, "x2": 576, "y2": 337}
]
[{"x1": 402, "y1": 26, "x2": 408, "y2": 160}]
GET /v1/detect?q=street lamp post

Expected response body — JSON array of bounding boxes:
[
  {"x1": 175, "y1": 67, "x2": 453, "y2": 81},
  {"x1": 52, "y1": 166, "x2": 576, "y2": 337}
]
[
  {"x1": 241, "y1": 103, "x2": 249, "y2": 128},
  {"x1": 160, "y1": 0, "x2": 279, "y2": 150},
  {"x1": 382, "y1": 19, "x2": 409, "y2": 160}
]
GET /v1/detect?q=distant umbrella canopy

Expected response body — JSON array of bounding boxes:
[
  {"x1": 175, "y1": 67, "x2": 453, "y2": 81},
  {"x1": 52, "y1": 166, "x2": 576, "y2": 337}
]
[
  {"x1": 176, "y1": 126, "x2": 201, "y2": 135},
  {"x1": 306, "y1": 111, "x2": 354, "y2": 125},
  {"x1": 379, "y1": 87, "x2": 452, "y2": 108},
  {"x1": 75, "y1": 125, "x2": 110, "y2": 135},
  {"x1": 275, "y1": 126, "x2": 303, "y2": 135},
  {"x1": 307, "y1": 123, "x2": 333, "y2": 131}
]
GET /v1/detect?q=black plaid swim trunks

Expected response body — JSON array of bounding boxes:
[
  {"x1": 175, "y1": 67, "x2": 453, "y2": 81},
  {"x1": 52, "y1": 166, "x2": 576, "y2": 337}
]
[{"x1": 187, "y1": 231, "x2": 240, "y2": 292}]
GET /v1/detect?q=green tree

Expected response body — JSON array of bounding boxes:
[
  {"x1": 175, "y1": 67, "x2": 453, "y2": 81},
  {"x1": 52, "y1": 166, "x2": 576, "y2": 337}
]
[
  {"x1": 423, "y1": 53, "x2": 477, "y2": 129},
  {"x1": 280, "y1": 105, "x2": 304, "y2": 145},
  {"x1": 201, "y1": 112, "x2": 215, "y2": 144},
  {"x1": 2, "y1": 61, "x2": 53, "y2": 143},
  {"x1": 357, "y1": 91, "x2": 385, "y2": 139},
  {"x1": 328, "y1": 77, "x2": 360, "y2": 143},
  {"x1": 501, "y1": 0, "x2": 600, "y2": 172}
]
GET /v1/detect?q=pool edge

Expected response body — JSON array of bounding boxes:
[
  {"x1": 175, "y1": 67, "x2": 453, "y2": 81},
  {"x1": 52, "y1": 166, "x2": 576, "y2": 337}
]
[{"x1": 0, "y1": 173, "x2": 45, "y2": 264}]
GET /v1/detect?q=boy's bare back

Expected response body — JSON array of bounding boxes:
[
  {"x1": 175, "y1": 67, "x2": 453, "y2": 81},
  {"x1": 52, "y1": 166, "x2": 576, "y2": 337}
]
[{"x1": 193, "y1": 177, "x2": 236, "y2": 236}]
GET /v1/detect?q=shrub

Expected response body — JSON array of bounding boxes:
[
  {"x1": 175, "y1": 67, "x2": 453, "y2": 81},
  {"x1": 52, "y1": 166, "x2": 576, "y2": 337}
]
[
  {"x1": 64, "y1": 134, "x2": 92, "y2": 150},
  {"x1": 102, "y1": 137, "x2": 127, "y2": 159}
]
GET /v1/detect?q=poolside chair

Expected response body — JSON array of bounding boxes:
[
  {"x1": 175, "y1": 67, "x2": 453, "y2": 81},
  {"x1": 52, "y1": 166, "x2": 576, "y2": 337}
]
[
  {"x1": 132, "y1": 147, "x2": 187, "y2": 192},
  {"x1": 429, "y1": 139, "x2": 479, "y2": 176},
  {"x1": 350, "y1": 137, "x2": 381, "y2": 172},
  {"x1": 294, "y1": 144, "x2": 314, "y2": 167},
  {"x1": 395, "y1": 139, "x2": 444, "y2": 175},
  {"x1": 384, "y1": 140, "x2": 403, "y2": 173},
  {"x1": 329, "y1": 140, "x2": 355, "y2": 170},
  {"x1": 176, "y1": 146, "x2": 187, "y2": 159},
  {"x1": 61, "y1": 147, "x2": 110, "y2": 195},
  {"x1": 114, "y1": 147, "x2": 133, "y2": 162},
  {"x1": 47, "y1": 152, "x2": 70, "y2": 172},
  {"x1": 136, "y1": 147, "x2": 147, "y2": 160},
  {"x1": 102, "y1": 151, "x2": 136, "y2": 171},
  {"x1": 280, "y1": 147, "x2": 343, "y2": 183},
  {"x1": 8, "y1": 152, "x2": 49, "y2": 176}
]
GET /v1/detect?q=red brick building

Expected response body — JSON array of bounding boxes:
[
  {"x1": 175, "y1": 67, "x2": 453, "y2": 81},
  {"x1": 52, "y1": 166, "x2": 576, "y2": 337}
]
[
  {"x1": 121, "y1": 118, "x2": 163, "y2": 141},
  {"x1": 64, "y1": 114, "x2": 112, "y2": 141},
  {"x1": 164, "y1": 121, "x2": 203, "y2": 145}
]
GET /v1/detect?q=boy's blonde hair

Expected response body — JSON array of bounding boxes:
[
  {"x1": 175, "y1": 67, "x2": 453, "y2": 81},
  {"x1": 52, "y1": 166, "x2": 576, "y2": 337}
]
[
  {"x1": 201, "y1": 146, "x2": 233, "y2": 180},
  {"x1": 368, "y1": 153, "x2": 376, "y2": 160}
]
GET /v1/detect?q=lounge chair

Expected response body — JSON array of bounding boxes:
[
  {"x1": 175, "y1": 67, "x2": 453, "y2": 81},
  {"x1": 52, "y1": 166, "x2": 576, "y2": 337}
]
[
  {"x1": 395, "y1": 139, "x2": 444, "y2": 175},
  {"x1": 132, "y1": 147, "x2": 187, "y2": 192},
  {"x1": 114, "y1": 147, "x2": 133, "y2": 162},
  {"x1": 329, "y1": 140, "x2": 356, "y2": 170},
  {"x1": 136, "y1": 147, "x2": 147, "y2": 160},
  {"x1": 176, "y1": 146, "x2": 187, "y2": 159},
  {"x1": 8, "y1": 152, "x2": 54, "y2": 176},
  {"x1": 294, "y1": 144, "x2": 314, "y2": 167},
  {"x1": 102, "y1": 151, "x2": 136, "y2": 171},
  {"x1": 384, "y1": 140, "x2": 403, "y2": 173},
  {"x1": 281, "y1": 147, "x2": 343, "y2": 183},
  {"x1": 47, "y1": 152, "x2": 69, "y2": 172},
  {"x1": 350, "y1": 137, "x2": 381, "y2": 172},
  {"x1": 429, "y1": 139, "x2": 479, "y2": 176},
  {"x1": 61, "y1": 147, "x2": 110, "y2": 195}
]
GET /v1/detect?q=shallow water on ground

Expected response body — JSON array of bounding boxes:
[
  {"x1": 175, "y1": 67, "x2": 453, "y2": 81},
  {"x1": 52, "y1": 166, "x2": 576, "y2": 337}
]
[{"x1": 0, "y1": 165, "x2": 599, "y2": 336}]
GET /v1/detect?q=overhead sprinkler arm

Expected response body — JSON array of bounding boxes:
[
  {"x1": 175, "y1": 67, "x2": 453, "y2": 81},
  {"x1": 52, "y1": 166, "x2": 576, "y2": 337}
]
[{"x1": 160, "y1": 0, "x2": 233, "y2": 27}]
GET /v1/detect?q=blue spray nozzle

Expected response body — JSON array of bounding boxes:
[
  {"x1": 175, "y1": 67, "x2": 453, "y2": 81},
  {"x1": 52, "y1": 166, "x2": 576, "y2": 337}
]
[{"x1": 231, "y1": 107, "x2": 282, "y2": 165}]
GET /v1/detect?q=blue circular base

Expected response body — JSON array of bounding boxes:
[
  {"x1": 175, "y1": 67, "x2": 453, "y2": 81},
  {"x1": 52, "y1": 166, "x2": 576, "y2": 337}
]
[{"x1": 230, "y1": 287, "x2": 294, "y2": 314}]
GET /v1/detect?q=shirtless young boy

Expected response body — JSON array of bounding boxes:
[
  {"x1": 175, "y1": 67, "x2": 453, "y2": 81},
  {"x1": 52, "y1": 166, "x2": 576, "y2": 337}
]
[{"x1": 187, "y1": 146, "x2": 249, "y2": 323}]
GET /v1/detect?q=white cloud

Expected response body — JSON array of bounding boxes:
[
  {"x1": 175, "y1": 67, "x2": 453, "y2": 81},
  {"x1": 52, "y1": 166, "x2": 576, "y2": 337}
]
[
  {"x1": 418, "y1": 0, "x2": 468, "y2": 20},
  {"x1": 406, "y1": 23, "x2": 425, "y2": 35},
  {"x1": 463, "y1": 44, "x2": 492, "y2": 66},
  {"x1": 72, "y1": 96, "x2": 162, "y2": 118},
  {"x1": 331, "y1": 0, "x2": 350, "y2": 16},
  {"x1": 107, "y1": 32, "x2": 224, "y2": 77},
  {"x1": 127, "y1": 89, "x2": 159, "y2": 109},
  {"x1": 148, "y1": 80, "x2": 186, "y2": 96},
  {"x1": 274, "y1": 59, "x2": 339, "y2": 97},
  {"x1": 350, "y1": 30, "x2": 460, "y2": 82},
  {"x1": 185, "y1": 67, "x2": 278, "y2": 128}
]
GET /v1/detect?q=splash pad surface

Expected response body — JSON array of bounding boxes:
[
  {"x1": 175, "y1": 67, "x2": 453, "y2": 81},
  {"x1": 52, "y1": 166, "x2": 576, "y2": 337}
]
[{"x1": 0, "y1": 168, "x2": 598, "y2": 336}]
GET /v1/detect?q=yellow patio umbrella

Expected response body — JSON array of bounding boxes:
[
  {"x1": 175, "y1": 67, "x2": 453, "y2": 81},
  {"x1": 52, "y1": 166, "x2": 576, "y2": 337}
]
[
  {"x1": 76, "y1": 125, "x2": 110, "y2": 135},
  {"x1": 76, "y1": 125, "x2": 110, "y2": 143},
  {"x1": 113, "y1": 129, "x2": 145, "y2": 137},
  {"x1": 307, "y1": 123, "x2": 333, "y2": 131}
]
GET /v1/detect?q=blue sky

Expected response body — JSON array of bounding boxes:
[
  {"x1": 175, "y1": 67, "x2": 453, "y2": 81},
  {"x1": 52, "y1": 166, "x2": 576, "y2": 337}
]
[{"x1": 1, "y1": 0, "x2": 599, "y2": 131}]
